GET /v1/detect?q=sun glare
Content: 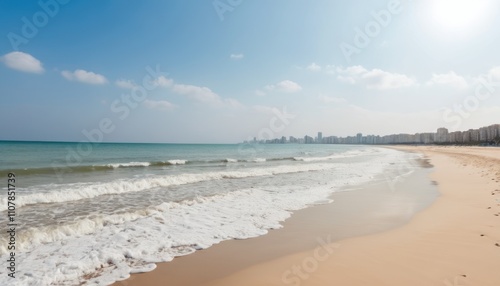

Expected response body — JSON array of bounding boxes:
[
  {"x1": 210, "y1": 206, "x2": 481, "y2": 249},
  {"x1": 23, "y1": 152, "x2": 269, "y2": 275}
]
[{"x1": 429, "y1": 0, "x2": 492, "y2": 30}]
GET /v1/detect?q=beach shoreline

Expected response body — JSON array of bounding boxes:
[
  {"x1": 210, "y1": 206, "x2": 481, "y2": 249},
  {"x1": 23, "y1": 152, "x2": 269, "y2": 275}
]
[
  {"x1": 115, "y1": 146, "x2": 444, "y2": 286},
  {"x1": 197, "y1": 146, "x2": 500, "y2": 286}
]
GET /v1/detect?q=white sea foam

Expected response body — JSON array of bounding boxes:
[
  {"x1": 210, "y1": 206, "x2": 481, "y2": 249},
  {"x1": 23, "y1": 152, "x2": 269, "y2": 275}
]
[
  {"x1": 249, "y1": 158, "x2": 266, "y2": 163},
  {"x1": 166, "y1": 160, "x2": 186, "y2": 165},
  {"x1": 293, "y1": 149, "x2": 367, "y2": 162},
  {"x1": 0, "y1": 186, "x2": 336, "y2": 285},
  {"x1": 224, "y1": 158, "x2": 238, "y2": 163},
  {"x1": 0, "y1": 161, "x2": 358, "y2": 211},
  {"x1": 0, "y1": 211, "x2": 153, "y2": 255},
  {"x1": 106, "y1": 162, "x2": 151, "y2": 168},
  {"x1": 0, "y1": 148, "x2": 420, "y2": 286}
]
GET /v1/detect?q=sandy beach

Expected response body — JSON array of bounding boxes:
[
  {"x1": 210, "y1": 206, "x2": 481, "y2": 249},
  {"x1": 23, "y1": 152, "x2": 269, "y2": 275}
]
[
  {"x1": 5, "y1": 2, "x2": 500, "y2": 285},
  {"x1": 117, "y1": 146, "x2": 500, "y2": 286}
]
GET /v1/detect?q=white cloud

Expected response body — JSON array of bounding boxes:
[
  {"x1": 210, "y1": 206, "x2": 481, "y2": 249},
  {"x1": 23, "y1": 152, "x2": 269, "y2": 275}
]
[
  {"x1": 324, "y1": 65, "x2": 336, "y2": 75},
  {"x1": 468, "y1": 66, "x2": 500, "y2": 90},
  {"x1": 487, "y1": 66, "x2": 500, "y2": 81},
  {"x1": 1, "y1": 51, "x2": 44, "y2": 74},
  {"x1": 306, "y1": 62, "x2": 322, "y2": 72},
  {"x1": 337, "y1": 75, "x2": 356, "y2": 84},
  {"x1": 172, "y1": 83, "x2": 222, "y2": 104},
  {"x1": 61, "y1": 69, "x2": 107, "y2": 85},
  {"x1": 115, "y1": 79, "x2": 136, "y2": 89},
  {"x1": 255, "y1": 89, "x2": 266, "y2": 96},
  {"x1": 336, "y1": 66, "x2": 416, "y2": 90},
  {"x1": 224, "y1": 98, "x2": 243, "y2": 108},
  {"x1": 143, "y1": 99, "x2": 176, "y2": 111},
  {"x1": 265, "y1": 80, "x2": 302, "y2": 93},
  {"x1": 230, "y1": 53, "x2": 244, "y2": 60},
  {"x1": 362, "y1": 69, "x2": 416, "y2": 90},
  {"x1": 152, "y1": 75, "x2": 174, "y2": 88},
  {"x1": 335, "y1": 65, "x2": 366, "y2": 83},
  {"x1": 304, "y1": 63, "x2": 337, "y2": 74},
  {"x1": 145, "y1": 75, "x2": 241, "y2": 108},
  {"x1": 336, "y1": 65, "x2": 367, "y2": 76},
  {"x1": 426, "y1": 71, "x2": 469, "y2": 89},
  {"x1": 318, "y1": 94, "x2": 347, "y2": 104}
]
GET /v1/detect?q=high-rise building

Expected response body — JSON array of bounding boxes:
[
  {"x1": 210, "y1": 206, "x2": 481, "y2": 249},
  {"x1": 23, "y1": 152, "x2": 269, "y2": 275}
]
[
  {"x1": 304, "y1": 135, "x2": 314, "y2": 144},
  {"x1": 436, "y1": 128, "x2": 449, "y2": 143},
  {"x1": 254, "y1": 123, "x2": 499, "y2": 146}
]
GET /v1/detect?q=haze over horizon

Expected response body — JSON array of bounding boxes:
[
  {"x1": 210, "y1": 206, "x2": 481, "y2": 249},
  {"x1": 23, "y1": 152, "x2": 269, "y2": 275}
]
[{"x1": 1, "y1": 0, "x2": 500, "y2": 144}]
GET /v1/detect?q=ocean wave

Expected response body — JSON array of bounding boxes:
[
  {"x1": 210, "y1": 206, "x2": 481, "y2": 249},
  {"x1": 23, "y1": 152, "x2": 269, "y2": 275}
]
[
  {"x1": 106, "y1": 162, "x2": 151, "y2": 168},
  {"x1": 0, "y1": 186, "x2": 335, "y2": 285},
  {"x1": 2, "y1": 165, "x2": 114, "y2": 176},
  {"x1": 248, "y1": 158, "x2": 266, "y2": 163},
  {"x1": 267, "y1": 157, "x2": 295, "y2": 162},
  {"x1": 293, "y1": 150, "x2": 366, "y2": 162},
  {"x1": 0, "y1": 162, "x2": 346, "y2": 211},
  {"x1": 3, "y1": 149, "x2": 372, "y2": 177},
  {"x1": 166, "y1": 159, "x2": 187, "y2": 165},
  {"x1": 4, "y1": 159, "x2": 190, "y2": 176},
  {"x1": 0, "y1": 148, "x2": 417, "y2": 286}
]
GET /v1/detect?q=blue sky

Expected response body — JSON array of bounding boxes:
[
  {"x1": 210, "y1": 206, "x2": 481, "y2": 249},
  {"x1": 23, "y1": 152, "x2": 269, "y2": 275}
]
[{"x1": 1, "y1": 0, "x2": 500, "y2": 143}]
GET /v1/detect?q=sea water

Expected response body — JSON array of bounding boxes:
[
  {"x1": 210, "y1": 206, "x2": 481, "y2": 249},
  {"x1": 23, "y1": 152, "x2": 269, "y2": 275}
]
[{"x1": 0, "y1": 141, "x2": 420, "y2": 285}]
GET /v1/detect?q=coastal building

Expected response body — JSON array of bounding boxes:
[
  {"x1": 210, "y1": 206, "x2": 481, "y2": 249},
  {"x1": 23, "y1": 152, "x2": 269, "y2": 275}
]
[
  {"x1": 356, "y1": 133, "x2": 363, "y2": 144},
  {"x1": 304, "y1": 135, "x2": 314, "y2": 144},
  {"x1": 256, "y1": 124, "x2": 500, "y2": 146},
  {"x1": 471, "y1": 129, "x2": 480, "y2": 142},
  {"x1": 436, "y1": 128, "x2": 449, "y2": 143}
]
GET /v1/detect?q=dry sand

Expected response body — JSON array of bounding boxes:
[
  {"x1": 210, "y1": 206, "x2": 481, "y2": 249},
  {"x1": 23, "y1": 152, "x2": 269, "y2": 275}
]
[{"x1": 116, "y1": 146, "x2": 500, "y2": 286}]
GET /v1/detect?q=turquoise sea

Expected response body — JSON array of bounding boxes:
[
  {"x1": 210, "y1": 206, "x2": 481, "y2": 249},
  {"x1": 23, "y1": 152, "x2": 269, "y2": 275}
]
[{"x1": 0, "y1": 141, "x2": 419, "y2": 285}]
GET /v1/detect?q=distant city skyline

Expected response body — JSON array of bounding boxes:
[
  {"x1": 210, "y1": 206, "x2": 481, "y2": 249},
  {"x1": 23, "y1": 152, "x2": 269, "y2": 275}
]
[
  {"x1": 1, "y1": 1, "x2": 500, "y2": 143},
  {"x1": 249, "y1": 124, "x2": 500, "y2": 145}
]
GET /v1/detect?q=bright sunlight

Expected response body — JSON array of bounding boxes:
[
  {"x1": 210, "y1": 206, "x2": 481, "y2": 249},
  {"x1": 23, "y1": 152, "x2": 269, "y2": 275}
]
[{"x1": 429, "y1": 0, "x2": 493, "y2": 30}]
